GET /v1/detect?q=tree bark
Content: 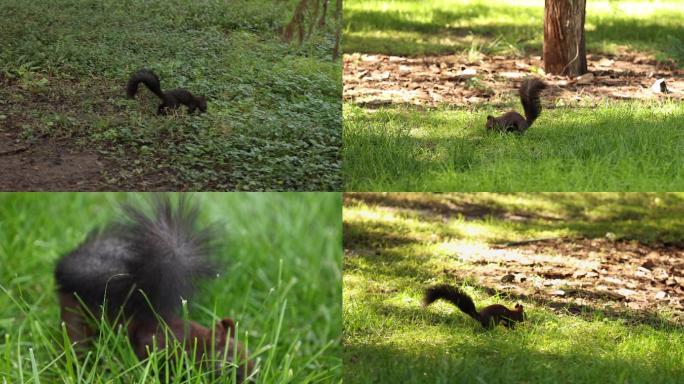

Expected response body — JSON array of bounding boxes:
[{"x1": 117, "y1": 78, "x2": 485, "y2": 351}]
[
  {"x1": 318, "y1": 0, "x2": 329, "y2": 27},
  {"x1": 332, "y1": 0, "x2": 342, "y2": 60},
  {"x1": 282, "y1": 0, "x2": 310, "y2": 44},
  {"x1": 543, "y1": 0, "x2": 587, "y2": 76},
  {"x1": 282, "y1": 0, "x2": 342, "y2": 61}
]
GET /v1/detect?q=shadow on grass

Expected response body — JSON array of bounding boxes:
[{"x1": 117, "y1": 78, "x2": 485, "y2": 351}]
[
  {"x1": 343, "y1": 215, "x2": 438, "y2": 282},
  {"x1": 343, "y1": 220, "x2": 421, "y2": 250},
  {"x1": 344, "y1": 332, "x2": 677, "y2": 384},
  {"x1": 354, "y1": 278, "x2": 683, "y2": 333},
  {"x1": 589, "y1": 19, "x2": 684, "y2": 63},
  {"x1": 345, "y1": 192, "x2": 684, "y2": 245},
  {"x1": 427, "y1": 280, "x2": 684, "y2": 331},
  {"x1": 344, "y1": 193, "x2": 684, "y2": 331},
  {"x1": 345, "y1": 192, "x2": 564, "y2": 222},
  {"x1": 345, "y1": 5, "x2": 684, "y2": 62}
]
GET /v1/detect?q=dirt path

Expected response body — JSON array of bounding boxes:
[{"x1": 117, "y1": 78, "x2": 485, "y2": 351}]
[
  {"x1": 345, "y1": 193, "x2": 684, "y2": 326},
  {"x1": 0, "y1": 128, "x2": 112, "y2": 191},
  {"x1": 0, "y1": 128, "x2": 177, "y2": 191},
  {"x1": 344, "y1": 52, "x2": 684, "y2": 107},
  {"x1": 437, "y1": 237, "x2": 684, "y2": 325}
]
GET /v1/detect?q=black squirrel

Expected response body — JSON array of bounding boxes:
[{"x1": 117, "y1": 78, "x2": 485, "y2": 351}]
[
  {"x1": 423, "y1": 284, "x2": 524, "y2": 329},
  {"x1": 486, "y1": 78, "x2": 547, "y2": 133},
  {"x1": 126, "y1": 69, "x2": 207, "y2": 115},
  {"x1": 54, "y1": 196, "x2": 252, "y2": 381}
]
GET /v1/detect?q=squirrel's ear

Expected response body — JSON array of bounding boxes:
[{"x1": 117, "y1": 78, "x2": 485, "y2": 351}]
[
  {"x1": 486, "y1": 115, "x2": 494, "y2": 121},
  {"x1": 515, "y1": 304, "x2": 523, "y2": 309},
  {"x1": 219, "y1": 317, "x2": 236, "y2": 338}
]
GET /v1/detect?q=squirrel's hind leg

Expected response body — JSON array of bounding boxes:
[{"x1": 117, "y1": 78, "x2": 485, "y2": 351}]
[
  {"x1": 157, "y1": 104, "x2": 169, "y2": 115},
  {"x1": 59, "y1": 293, "x2": 96, "y2": 351}
]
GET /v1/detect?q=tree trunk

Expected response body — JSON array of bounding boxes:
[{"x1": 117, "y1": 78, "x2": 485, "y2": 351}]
[
  {"x1": 282, "y1": 0, "x2": 310, "y2": 44},
  {"x1": 543, "y1": 0, "x2": 587, "y2": 76},
  {"x1": 318, "y1": 0, "x2": 329, "y2": 27},
  {"x1": 331, "y1": 0, "x2": 341, "y2": 60},
  {"x1": 283, "y1": 0, "x2": 342, "y2": 61}
]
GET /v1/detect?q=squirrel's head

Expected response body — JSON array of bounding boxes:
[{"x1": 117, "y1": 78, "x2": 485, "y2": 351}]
[
  {"x1": 485, "y1": 115, "x2": 496, "y2": 129},
  {"x1": 513, "y1": 303, "x2": 525, "y2": 322},
  {"x1": 197, "y1": 96, "x2": 208, "y2": 112},
  {"x1": 210, "y1": 317, "x2": 254, "y2": 382}
]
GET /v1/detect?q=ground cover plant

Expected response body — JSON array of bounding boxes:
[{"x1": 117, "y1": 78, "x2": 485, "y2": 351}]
[
  {"x1": 0, "y1": 192, "x2": 342, "y2": 383},
  {"x1": 342, "y1": 0, "x2": 684, "y2": 191},
  {"x1": 0, "y1": 0, "x2": 341, "y2": 191},
  {"x1": 344, "y1": 192, "x2": 684, "y2": 384}
]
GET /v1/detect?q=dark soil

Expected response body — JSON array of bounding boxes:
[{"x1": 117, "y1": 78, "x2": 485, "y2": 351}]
[{"x1": 0, "y1": 132, "x2": 108, "y2": 191}]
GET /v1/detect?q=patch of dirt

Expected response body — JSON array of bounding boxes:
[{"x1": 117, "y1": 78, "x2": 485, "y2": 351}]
[
  {"x1": 0, "y1": 74, "x2": 176, "y2": 191},
  {"x1": 439, "y1": 237, "x2": 684, "y2": 325},
  {"x1": 344, "y1": 51, "x2": 684, "y2": 107},
  {"x1": 0, "y1": 123, "x2": 176, "y2": 191},
  {"x1": 0, "y1": 133, "x2": 110, "y2": 191}
]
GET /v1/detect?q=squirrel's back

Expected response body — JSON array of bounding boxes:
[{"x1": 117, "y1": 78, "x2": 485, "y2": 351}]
[{"x1": 55, "y1": 195, "x2": 219, "y2": 319}]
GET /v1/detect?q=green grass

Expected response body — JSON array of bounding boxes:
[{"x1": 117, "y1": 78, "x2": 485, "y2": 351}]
[
  {"x1": 343, "y1": 193, "x2": 684, "y2": 384},
  {"x1": 0, "y1": 193, "x2": 342, "y2": 383},
  {"x1": 344, "y1": 0, "x2": 684, "y2": 62},
  {"x1": 0, "y1": 0, "x2": 342, "y2": 190},
  {"x1": 343, "y1": 101, "x2": 684, "y2": 191},
  {"x1": 343, "y1": 0, "x2": 684, "y2": 192}
]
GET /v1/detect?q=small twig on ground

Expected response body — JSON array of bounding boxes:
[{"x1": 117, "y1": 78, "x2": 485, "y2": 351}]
[{"x1": 0, "y1": 145, "x2": 30, "y2": 156}]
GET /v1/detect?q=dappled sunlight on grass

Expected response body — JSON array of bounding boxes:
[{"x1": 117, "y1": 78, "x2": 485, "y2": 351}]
[
  {"x1": 473, "y1": 194, "x2": 563, "y2": 217},
  {"x1": 434, "y1": 240, "x2": 600, "y2": 271},
  {"x1": 345, "y1": 193, "x2": 684, "y2": 250},
  {"x1": 345, "y1": 205, "x2": 402, "y2": 223},
  {"x1": 345, "y1": 203, "x2": 454, "y2": 242},
  {"x1": 345, "y1": 0, "x2": 684, "y2": 61},
  {"x1": 443, "y1": 218, "x2": 563, "y2": 243},
  {"x1": 384, "y1": 326, "x2": 465, "y2": 348},
  {"x1": 344, "y1": 104, "x2": 684, "y2": 191},
  {"x1": 385, "y1": 291, "x2": 423, "y2": 310},
  {"x1": 344, "y1": 193, "x2": 684, "y2": 383},
  {"x1": 343, "y1": 274, "x2": 366, "y2": 299},
  {"x1": 590, "y1": 1, "x2": 684, "y2": 17}
]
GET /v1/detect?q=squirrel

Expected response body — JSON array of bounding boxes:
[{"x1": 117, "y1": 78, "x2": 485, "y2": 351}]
[
  {"x1": 423, "y1": 284, "x2": 524, "y2": 329},
  {"x1": 54, "y1": 196, "x2": 252, "y2": 381},
  {"x1": 126, "y1": 69, "x2": 207, "y2": 115},
  {"x1": 486, "y1": 78, "x2": 547, "y2": 133}
]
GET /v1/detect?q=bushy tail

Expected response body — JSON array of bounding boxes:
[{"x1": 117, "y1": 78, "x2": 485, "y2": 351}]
[
  {"x1": 116, "y1": 195, "x2": 220, "y2": 318},
  {"x1": 423, "y1": 284, "x2": 479, "y2": 321},
  {"x1": 518, "y1": 78, "x2": 547, "y2": 127},
  {"x1": 126, "y1": 69, "x2": 165, "y2": 100}
]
